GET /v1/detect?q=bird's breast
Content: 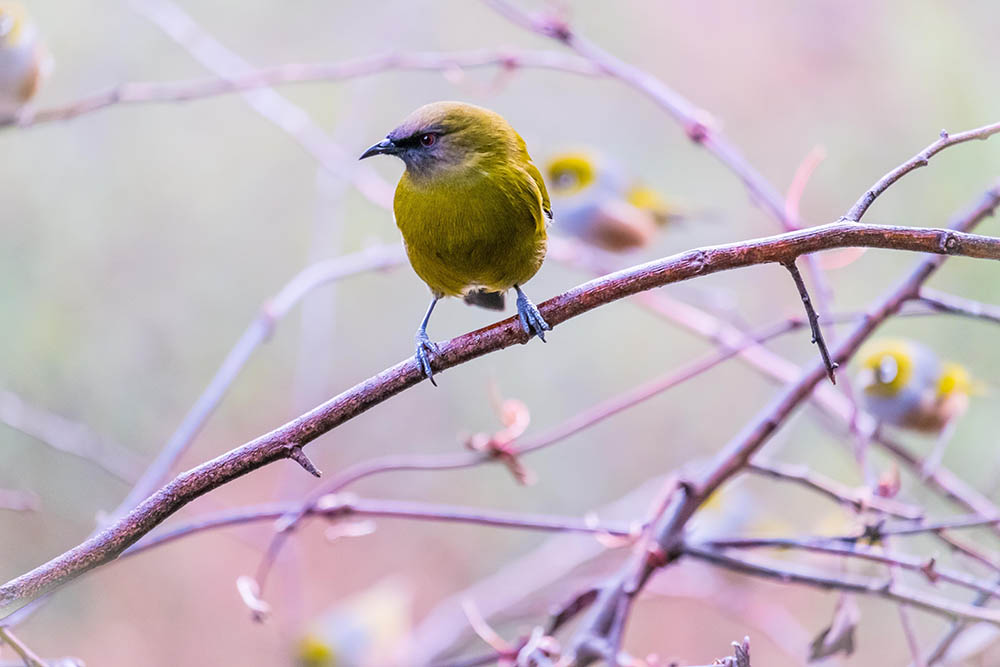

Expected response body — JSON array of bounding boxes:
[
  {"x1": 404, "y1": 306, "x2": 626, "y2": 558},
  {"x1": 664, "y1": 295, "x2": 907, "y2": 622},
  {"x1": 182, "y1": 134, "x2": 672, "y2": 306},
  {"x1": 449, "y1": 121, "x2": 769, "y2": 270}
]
[{"x1": 393, "y1": 167, "x2": 546, "y2": 296}]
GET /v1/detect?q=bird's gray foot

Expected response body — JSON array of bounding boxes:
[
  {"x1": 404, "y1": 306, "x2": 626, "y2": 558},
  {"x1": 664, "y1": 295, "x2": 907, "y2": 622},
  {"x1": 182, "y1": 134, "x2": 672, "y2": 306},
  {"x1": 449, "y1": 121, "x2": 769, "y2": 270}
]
[
  {"x1": 514, "y1": 286, "x2": 550, "y2": 342},
  {"x1": 414, "y1": 331, "x2": 440, "y2": 385}
]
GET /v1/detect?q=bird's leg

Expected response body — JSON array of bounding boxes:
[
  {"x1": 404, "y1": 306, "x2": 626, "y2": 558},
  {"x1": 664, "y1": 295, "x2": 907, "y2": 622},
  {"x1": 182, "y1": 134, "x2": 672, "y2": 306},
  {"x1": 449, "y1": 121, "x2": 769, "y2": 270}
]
[
  {"x1": 921, "y1": 419, "x2": 958, "y2": 479},
  {"x1": 415, "y1": 296, "x2": 441, "y2": 385},
  {"x1": 514, "y1": 285, "x2": 550, "y2": 342}
]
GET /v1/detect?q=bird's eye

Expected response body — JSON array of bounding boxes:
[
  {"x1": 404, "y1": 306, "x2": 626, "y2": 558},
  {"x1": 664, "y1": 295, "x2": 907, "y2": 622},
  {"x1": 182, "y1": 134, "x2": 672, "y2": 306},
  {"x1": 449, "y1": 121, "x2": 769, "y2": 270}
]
[
  {"x1": 420, "y1": 133, "x2": 436, "y2": 147},
  {"x1": 877, "y1": 355, "x2": 899, "y2": 384},
  {"x1": 554, "y1": 171, "x2": 578, "y2": 189}
]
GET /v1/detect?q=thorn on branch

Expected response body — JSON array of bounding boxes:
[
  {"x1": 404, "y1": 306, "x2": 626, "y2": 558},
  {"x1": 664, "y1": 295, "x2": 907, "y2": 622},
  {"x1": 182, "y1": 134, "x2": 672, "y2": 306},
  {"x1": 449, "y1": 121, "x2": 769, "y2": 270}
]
[
  {"x1": 921, "y1": 557, "x2": 940, "y2": 583},
  {"x1": 686, "y1": 119, "x2": 709, "y2": 143},
  {"x1": 782, "y1": 260, "x2": 838, "y2": 383},
  {"x1": 288, "y1": 445, "x2": 321, "y2": 477},
  {"x1": 538, "y1": 13, "x2": 573, "y2": 42}
]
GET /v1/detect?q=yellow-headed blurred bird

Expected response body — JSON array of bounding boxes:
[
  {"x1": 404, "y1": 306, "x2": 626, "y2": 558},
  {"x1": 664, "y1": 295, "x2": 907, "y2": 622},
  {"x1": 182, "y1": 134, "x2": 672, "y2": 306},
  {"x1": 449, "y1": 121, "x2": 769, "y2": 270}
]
[
  {"x1": 0, "y1": 2, "x2": 50, "y2": 115},
  {"x1": 545, "y1": 149, "x2": 680, "y2": 252},
  {"x1": 856, "y1": 338, "x2": 974, "y2": 434},
  {"x1": 295, "y1": 578, "x2": 413, "y2": 667},
  {"x1": 360, "y1": 101, "x2": 551, "y2": 384}
]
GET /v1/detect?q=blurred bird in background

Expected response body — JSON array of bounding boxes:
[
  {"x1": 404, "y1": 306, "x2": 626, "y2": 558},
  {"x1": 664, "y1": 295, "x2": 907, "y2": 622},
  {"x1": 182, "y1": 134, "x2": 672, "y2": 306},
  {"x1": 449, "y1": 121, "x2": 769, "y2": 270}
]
[
  {"x1": 360, "y1": 101, "x2": 552, "y2": 384},
  {"x1": 545, "y1": 149, "x2": 683, "y2": 253},
  {"x1": 856, "y1": 338, "x2": 981, "y2": 474},
  {"x1": 0, "y1": 2, "x2": 51, "y2": 116},
  {"x1": 295, "y1": 577, "x2": 414, "y2": 667}
]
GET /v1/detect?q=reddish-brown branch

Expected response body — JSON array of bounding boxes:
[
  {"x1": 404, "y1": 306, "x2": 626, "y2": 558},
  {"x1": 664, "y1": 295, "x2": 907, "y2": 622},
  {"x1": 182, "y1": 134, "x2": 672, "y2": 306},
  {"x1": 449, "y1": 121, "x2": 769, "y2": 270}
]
[
  {"x1": 684, "y1": 545, "x2": 1000, "y2": 626},
  {"x1": 845, "y1": 125, "x2": 1000, "y2": 222},
  {"x1": 122, "y1": 497, "x2": 634, "y2": 559},
  {"x1": 699, "y1": 536, "x2": 1000, "y2": 601},
  {"x1": 746, "y1": 461, "x2": 923, "y2": 519},
  {"x1": 563, "y1": 185, "x2": 1000, "y2": 662},
  {"x1": 1, "y1": 220, "x2": 997, "y2": 617},
  {"x1": 917, "y1": 287, "x2": 1000, "y2": 325}
]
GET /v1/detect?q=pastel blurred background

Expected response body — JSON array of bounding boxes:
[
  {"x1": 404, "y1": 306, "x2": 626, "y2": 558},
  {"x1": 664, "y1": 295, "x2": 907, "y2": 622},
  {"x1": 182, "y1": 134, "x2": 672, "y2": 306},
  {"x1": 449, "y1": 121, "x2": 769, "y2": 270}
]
[{"x1": 2, "y1": 1, "x2": 1000, "y2": 665}]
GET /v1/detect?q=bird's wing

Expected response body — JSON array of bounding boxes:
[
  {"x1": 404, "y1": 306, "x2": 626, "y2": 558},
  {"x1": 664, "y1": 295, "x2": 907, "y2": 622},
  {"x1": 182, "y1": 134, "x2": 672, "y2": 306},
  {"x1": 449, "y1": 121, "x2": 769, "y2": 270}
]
[{"x1": 525, "y1": 161, "x2": 553, "y2": 223}]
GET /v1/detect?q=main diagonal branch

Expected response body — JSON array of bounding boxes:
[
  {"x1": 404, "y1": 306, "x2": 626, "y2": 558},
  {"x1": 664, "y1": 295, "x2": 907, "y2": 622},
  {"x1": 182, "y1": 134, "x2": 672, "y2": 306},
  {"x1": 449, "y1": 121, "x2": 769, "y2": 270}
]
[{"x1": 1, "y1": 219, "x2": 1000, "y2": 619}]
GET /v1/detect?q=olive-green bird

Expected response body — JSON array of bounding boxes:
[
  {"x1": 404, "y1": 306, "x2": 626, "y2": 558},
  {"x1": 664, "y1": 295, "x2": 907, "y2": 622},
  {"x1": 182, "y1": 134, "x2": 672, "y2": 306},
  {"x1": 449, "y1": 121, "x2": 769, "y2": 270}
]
[{"x1": 360, "y1": 101, "x2": 551, "y2": 384}]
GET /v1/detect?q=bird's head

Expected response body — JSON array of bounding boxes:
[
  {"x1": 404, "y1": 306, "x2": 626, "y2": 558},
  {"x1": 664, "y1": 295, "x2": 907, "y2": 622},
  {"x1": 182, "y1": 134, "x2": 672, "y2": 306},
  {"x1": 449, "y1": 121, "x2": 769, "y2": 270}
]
[
  {"x1": 0, "y1": 2, "x2": 28, "y2": 47},
  {"x1": 360, "y1": 101, "x2": 518, "y2": 178},
  {"x1": 546, "y1": 151, "x2": 599, "y2": 195},
  {"x1": 856, "y1": 339, "x2": 917, "y2": 398}
]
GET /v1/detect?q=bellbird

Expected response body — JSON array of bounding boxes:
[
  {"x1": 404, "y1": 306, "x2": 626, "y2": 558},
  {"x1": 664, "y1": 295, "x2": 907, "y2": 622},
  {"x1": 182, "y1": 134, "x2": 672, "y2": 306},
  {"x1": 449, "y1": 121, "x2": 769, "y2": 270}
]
[
  {"x1": 361, "y1": 101, "x2": 551, "y2": 384},
  {"x1": 0, "y1": 2, "x2": 51, "y2": 116},
  {"x1": 545, "y1": 149, "x2": 682, "y2": 252}
]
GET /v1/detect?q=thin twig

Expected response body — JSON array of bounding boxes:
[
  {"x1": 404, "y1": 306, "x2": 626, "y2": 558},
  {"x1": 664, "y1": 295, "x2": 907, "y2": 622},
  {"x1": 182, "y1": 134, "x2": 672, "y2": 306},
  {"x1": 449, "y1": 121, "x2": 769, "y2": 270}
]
[
  {"x1": 746, "y1": 461, "x2": 922, "y2": 519},
  {"x1": 782, "y1": 260, "x2": 838, "y2": 382},
  {"x1": 699, "y1": 536, "x2": 1000, "y2": 601},
  {"x1": 917, "y1": 287, "x2": 1000, "y2": 325},
  {"x1": 845, "y1": 125, "x2": 1000, "y2": 222},
  {"x1": 132, "y1": 0, "x2": 393, "y2": 209},
  {"x1": 3, "y1": 50, "x2": 598, "y2": 130},
  {"x1": 0, "y1": 627, "x2": 45, "y2": 667},
  {"x1": 685, "y1": 545, "x2": 1000, "y2": 626},
  {"x1": 123, "y1": 497, "x2": 634, "y2": 558}
]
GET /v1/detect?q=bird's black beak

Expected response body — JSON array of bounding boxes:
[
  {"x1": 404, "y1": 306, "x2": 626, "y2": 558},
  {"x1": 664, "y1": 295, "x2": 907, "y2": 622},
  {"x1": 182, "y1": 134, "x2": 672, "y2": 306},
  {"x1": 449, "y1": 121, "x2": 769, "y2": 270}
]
[{"x1": 359, "y1": 138, "x2": 398, "y2": 160}]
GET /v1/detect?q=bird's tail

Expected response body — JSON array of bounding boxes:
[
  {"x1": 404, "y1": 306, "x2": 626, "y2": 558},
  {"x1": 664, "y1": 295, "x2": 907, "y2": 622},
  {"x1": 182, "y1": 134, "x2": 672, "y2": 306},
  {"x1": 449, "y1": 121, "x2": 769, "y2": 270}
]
[{"x1": 463, "y1": 289, "x2": 506, "y2": 311}]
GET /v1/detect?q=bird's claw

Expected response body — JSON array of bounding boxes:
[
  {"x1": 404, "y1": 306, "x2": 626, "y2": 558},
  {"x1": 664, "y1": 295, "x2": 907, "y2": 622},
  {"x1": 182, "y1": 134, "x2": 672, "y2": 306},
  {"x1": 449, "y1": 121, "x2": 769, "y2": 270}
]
[
  {"x1": 515, "y1": 291, "x2": 550, "y2": 342},
  {"x1": 415, "y1": 332, "x2": 440, "y2": 385}
]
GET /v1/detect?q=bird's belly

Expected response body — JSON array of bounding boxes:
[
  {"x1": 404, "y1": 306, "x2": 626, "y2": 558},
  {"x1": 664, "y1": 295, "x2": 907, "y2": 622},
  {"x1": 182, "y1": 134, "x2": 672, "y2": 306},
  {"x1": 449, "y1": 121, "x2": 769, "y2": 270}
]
[
  {"x1": 403, "y1": 219, "x2": 545, "y2": 297},
  {"x1": 0, "y1": 43, "x2": 40, "y2": 109}
]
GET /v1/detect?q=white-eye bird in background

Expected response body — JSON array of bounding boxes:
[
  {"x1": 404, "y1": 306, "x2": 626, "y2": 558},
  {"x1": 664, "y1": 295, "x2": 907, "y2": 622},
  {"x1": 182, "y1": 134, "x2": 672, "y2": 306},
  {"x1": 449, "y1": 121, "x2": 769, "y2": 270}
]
[
  {"x1": 857, "y1": 338, "x2": 980, "y2": 473},
  {"x1": 295, "y1": 577, "x2": 413, "y2": 667},
  {"x1": 544, "y1": 149, "x2": 682, "y2": 252},
  {"x1": 0, "y1": 2, "x2": 50, "y2": 116}
]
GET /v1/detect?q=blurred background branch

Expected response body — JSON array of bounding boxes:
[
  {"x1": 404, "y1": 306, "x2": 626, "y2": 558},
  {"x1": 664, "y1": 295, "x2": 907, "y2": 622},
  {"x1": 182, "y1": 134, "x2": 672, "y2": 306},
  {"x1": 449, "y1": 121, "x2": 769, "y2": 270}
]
[{"x1": 0, "y1": 389, "x2": 142, "y2": 483}]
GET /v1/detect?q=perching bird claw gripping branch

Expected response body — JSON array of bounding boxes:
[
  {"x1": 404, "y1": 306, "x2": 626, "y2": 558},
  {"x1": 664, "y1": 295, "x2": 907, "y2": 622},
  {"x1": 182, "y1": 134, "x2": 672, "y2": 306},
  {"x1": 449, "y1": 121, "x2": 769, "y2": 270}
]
[{"x1": 2, "y1": 214, "x2": 1000, "y2": 619}]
